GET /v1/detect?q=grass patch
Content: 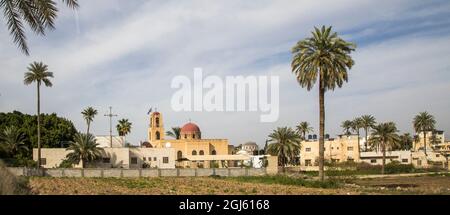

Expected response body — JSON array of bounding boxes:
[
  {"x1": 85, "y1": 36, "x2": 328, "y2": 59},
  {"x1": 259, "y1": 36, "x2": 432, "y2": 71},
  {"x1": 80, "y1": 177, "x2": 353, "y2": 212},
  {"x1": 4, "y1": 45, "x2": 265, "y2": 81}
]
[
  {"x1": 226, "y1": 175, "x2": 342, "y2": 189},
  {"x1": 0, "y1": 160, "x2": 31, "y2": 195}
]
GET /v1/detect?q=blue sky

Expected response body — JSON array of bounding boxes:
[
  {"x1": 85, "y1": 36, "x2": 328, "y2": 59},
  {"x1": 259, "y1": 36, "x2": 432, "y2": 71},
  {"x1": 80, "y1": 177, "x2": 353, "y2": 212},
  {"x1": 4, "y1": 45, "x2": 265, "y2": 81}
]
[{"x1": 1, "y1": 0, "x2": 450, "y2": 147}]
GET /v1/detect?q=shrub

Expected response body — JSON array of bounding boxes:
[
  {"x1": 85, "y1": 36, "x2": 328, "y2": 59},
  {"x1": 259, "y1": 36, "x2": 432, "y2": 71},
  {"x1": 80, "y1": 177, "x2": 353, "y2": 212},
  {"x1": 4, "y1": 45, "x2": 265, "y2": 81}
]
[
  {"x1": 58, "y1": 159, "x2": 73, "y2": 168},
  {"x1": 0, "y1": 160, "x2": 31, "y2": 195}
]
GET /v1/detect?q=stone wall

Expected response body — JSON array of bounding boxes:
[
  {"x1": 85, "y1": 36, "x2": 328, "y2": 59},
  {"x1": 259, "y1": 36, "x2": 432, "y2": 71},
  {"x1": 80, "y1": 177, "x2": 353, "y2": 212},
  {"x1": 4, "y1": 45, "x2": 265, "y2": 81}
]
[{"x1": 7, "y1": 167, "x2": 269, "y2": 178}]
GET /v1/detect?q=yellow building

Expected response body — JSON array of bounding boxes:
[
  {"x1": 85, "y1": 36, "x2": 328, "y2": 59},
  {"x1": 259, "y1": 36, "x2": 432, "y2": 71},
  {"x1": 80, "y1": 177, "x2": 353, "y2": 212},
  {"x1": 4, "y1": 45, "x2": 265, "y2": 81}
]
[{"x1": 147, "y1": 111, "x2": 232, "y2": 168}]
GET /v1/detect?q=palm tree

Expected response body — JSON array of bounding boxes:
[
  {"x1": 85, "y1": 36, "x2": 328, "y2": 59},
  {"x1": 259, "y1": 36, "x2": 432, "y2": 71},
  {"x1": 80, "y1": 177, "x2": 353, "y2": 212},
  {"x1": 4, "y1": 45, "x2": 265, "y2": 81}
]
[
  {"x1": 267, "y1": 127, "x2": 301, "y2": 172},
  {"x1": 291, "y1": 26, "x2": 356, "y2": 181},
  {"x1": 369, "y1": 122, "x2": 400, "y2": 174},
  {"x1": 81, "y1": 107, "x2": 98, "y2": 137},
  {"x1": 397, "y1": 133, "x2": 413, "y2": 151},
  {"x1": 296, "y1": 121, "x2": 313, "y2": 140},
  {"x1": 66, "y1": 133, "x2": 102, "y2": 168},
  {"x1": 24, "y1": 62, "x2": 53, "y2": 168},
  {"x1": 166, "y1": 127, "x2": 181, "y2": 139},
  {"x1": 116, "y1": 119, "x2": 132, "y2": 145},
  {"x1": 351, "y1": 117, "x2": 363, "y2": 153},
  {"x1": 360, "y1": 115, "x2": 376, "y2": 151},
  {"x1": 1, "y1": 0, "x2": 79, "y2": 55},
  {"x1": 341, "y1": 120, "x2": 353, "y2": 135},
  {"x1": 413, "y1": 112, "x2": 436, "y2": 156},
  {"x1": 0, "y1": 126, "x2": 28, "y2": 156}
]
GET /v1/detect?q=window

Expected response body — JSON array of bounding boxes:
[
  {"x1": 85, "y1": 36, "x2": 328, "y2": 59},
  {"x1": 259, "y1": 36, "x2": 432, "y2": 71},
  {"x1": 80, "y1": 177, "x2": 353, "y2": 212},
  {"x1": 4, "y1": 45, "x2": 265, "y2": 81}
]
[
  {"x1": 153, "y1": 157, "x2": 157, "y2": 161},
  {"x1": 337, "y1": 147, "x2": 339, "y2": 150},
  {"x1": 148, "y1": 157, "x2": 152, "y2": 161},
  {"x1": 131, "y1": 157, "x2": 138, "y2": 164},
  {"x1": 102, "y1": 158, "x2": 110, "y2": 163},
  {"x1": 402, "y1": 159, "x2": 408, "y2": 163},
  {"x1": 212, "y1": 150, "x2": 216, "y2": 155},
  {"x1": 417, "y1": 160, "x2": 422, "y2": 166},
  {"x1": 163, "y1": 157, "x2": 169, "y2": 164},
  {"x1": 305, "y1": 159, "x2": 312, "y2": 166},
  {"x1": 156, "y1": 117, "x2": 160, "y2": 127},
  {"x1": 40, "y1": 158, "x2": 46, "y2": 165},
  {"x1": 177, "y1": 151, "x2": 183, "y2": 160},
  {"x1": 156, "y1": 131, "x2": 160, "y2": 140},
  {"x1": 199, "y1": 150, "x2": 204, "y2": 155},
  {"x1": 436, "y1": 154, "x2": 440, "y2": 158},
  {"x1": 193, "y1": 134, "x2": 196, "y2": 139},
  {"x1": 370, "y1": 159, "x2": 377, "y2": 163},
  {"x1": 192, "y1": 150, "x2": 197, "y2": 155},
  {"x1": 347, "y1": 147, "x2": 353, "y2": 151},
  {"x1": 348, "y1": 158, "x2": 354, "y2": 162},
  {"x1": 143, "y1": 157, "x2": 146, "y2": 161},
  {"x1": 305, "y1": 148, "x2": 311, "y2": 152},
  {"x1": 185, "y1": 134, "x2": 187, "y2": 139}
]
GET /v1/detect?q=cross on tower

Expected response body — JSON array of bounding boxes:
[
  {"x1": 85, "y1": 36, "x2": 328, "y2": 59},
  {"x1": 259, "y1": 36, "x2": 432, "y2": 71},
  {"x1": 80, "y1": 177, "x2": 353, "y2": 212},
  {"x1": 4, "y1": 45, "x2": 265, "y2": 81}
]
[{"x1": 104, "y1": 106, "x2": 117, "y2": 147}]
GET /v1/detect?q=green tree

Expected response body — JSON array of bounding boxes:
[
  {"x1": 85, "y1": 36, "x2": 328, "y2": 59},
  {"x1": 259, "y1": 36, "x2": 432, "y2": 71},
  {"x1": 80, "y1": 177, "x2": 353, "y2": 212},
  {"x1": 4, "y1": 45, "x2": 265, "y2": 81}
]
[
  {"x1": 296, "y1": 121, "x2": 313, "y2": 140},
  {"x1": 369, "y1": 122, "x2": 400, "y2": 174},
  {"x1": 0, "y1": 126, "x2": 28, "y2": 157},
  {"x1": 24, "y1": 62, "x2": 53, "y2": 168},
  {"x1": 66, "y1": 133, "x2": 102, "y2": 168},
  {"x1": 1, "y1": 0, "x2": 78, "y2": 55},
  {"x1": 413, "y1": 112, "x2": 436, "y2": 156},
  {"x1": 267, "y1": 127, "x2": 301, "y2": 172},
  {"x1": 360, "y1": 115, "x2": 376, "y2": 151},
  {"x1": 166, "y1": 127, "x2": 181, "y2": 139},
  {"x1": 291, "y1": 26, "x2": 356, "y2": 181},
  {"x1": 341, "y1": 120, "x2": 353, "y2": 135},
  {"x1": 81, "y1": 107, "x2": 98, "y2": 137},
  {"x1": 116, "y1": 119, "x2": 132, "y2": 145},
  {"x1": 351, "y1": 117, "x2": 363, "y2": 153}
]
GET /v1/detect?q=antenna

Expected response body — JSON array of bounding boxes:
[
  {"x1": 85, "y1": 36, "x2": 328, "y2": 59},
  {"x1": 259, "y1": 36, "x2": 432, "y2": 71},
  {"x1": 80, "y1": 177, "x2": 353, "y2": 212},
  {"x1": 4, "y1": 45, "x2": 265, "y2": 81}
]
[{"x1": 104, "y1": 106, "x2": 117, "y2": 147}]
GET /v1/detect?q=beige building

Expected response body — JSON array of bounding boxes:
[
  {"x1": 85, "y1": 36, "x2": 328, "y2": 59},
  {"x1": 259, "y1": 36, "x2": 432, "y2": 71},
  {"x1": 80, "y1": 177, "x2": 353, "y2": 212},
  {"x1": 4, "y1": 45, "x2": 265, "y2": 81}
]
[
  {"x1": 413, "y1": 130, "x2": 445, "y2": 151},
  {"x1": 300, "y1": 134, "x2": 361, "y2": 166},
  {"x1": 147, "y1": 112, "x2": 237, "y2": 168},
  {"x1": 33, "y1": 147, "x2": 175, "y2": 169},
  {"x1": 360, "y1": 150, "x2": 411, "y2": 165}
]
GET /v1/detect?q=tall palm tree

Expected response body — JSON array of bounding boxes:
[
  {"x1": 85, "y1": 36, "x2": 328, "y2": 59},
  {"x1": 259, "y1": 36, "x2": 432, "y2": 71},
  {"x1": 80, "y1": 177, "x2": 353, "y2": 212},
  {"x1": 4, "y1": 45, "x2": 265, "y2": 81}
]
[
  {"x1": 116, "y1": 119, "x2": 132, "y2": 145},
  {"x1": 291, "y1": 26, "x2": 356, "y2": 181},
  {"x1": 296, "y1": 121, "x2": 313, "y2": 140},
  {"x1": 413, "y1": 112, "x2": 436, "y2": 156},
  {"x1": 81, "y1": 107, "x2": 98, "y2": 137},
  {"x1": 0, "y1": 126, "x2": 28, "y2": 156},
  {"x1": 351, "y1": 117, "x2": 363, "y2": 153},
  {"x1": 369, "y1": 122, "x2": 400, "y2": 174},
  {"x1": 397, "y1": 133, "x2": 413, "y2": 151},
  {"x1": 166, "y1": 127, "x2": 181, "y2": 139},
  {"x1": 66, "y1": 133, "x2": 102, "y2": 168},
  {"x1": 1, "y1": 0, "x2": 79, "y2": 55},
  {"x1": 267, "y1": 127, "x2": 301, "y2": 172},
  {"x1": 24, "y1": 62, "x2": 53, "y2": 168},
  {"x1": 341, "y1": 120, "x2": 353, "y2": 135},
  {"x1": 360, "y1": 115, "x2": 376, "y2": 151}
]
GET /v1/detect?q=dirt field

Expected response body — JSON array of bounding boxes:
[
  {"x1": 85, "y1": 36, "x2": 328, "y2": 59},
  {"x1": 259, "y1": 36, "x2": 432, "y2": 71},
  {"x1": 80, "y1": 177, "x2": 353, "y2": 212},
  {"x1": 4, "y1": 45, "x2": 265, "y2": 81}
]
[{"x1": 27, "y1": 174, "x2": 450, "y2": 195}]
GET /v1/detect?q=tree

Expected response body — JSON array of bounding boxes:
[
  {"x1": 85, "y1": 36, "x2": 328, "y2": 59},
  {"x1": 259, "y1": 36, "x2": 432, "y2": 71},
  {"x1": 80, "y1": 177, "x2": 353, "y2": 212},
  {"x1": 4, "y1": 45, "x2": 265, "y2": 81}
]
[
  {"x1": 291, "y1": 26, "x2": 356, "y2": 181},
  {"x1": 413, "y1": 112, "x2": 436, "y2": 156},
  {"x1": 24, "y1": 62, "x2": 53, "y2": 168},
  {"x1": 81, "y1": 107, "x2": 98, "y2": 137},
  {"x1": 1, "y1": 0, "x2": 79, "y2": 55},
  {"x1": 341, "y1": 120, "x2": 353, "y2": 135},
  {"x1": 116, "y1": 119, "x2": 132, "y2": 145},
  {"x1": 369, "y1": 122, "x2": 400, "y2": 174},
  {"x1": 166, "y1": 127, "x2": 181, "y2": 139},
  {"x1": 360, "y1": 115, "x2": 376, "y2": 151},
  {"x1": 296, "y1": 121, "x2": 313, "y2": 140},
  {"x1": 66, "y1": 133, "x2": 102, "y2": 168},
  {"x1": 267, "y1": 127, "x2": 301, "y2": 172},
  {"x1": 351, "y1": 117, "x2": 363, "y2": 153},
  {"x1": 0, "y1": 126, "x2": 28, "y2": 157},
  {"x1": 395, "y1": 133, "x2": 413, "y2": 150}
]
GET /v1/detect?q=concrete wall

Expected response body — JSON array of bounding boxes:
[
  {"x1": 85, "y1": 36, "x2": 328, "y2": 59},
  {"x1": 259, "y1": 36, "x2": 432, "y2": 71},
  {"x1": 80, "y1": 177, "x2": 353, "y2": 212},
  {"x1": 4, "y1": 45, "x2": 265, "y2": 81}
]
[{"x1": 7, "y1": 167, "x2": 268, "y2": 177}]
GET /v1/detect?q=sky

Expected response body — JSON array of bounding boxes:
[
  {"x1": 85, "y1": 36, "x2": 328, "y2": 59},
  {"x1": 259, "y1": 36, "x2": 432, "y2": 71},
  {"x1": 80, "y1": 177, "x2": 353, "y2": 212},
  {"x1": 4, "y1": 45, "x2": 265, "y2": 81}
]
[{"x1": 1, "y1": 0, "x2": 450, "y2": 148}]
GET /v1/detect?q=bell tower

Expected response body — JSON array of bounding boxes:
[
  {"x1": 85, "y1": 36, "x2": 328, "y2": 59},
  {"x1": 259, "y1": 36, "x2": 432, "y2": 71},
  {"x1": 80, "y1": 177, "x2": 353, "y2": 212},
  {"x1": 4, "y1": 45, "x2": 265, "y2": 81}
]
[{"x1": 148, "y1": 112, "x2": 165, "y2": 144}]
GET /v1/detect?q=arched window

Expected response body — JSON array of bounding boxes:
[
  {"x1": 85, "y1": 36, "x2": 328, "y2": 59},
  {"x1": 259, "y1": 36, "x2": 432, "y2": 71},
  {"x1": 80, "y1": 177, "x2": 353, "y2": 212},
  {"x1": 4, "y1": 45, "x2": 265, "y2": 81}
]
[
  {"x1": 199, "y1": 150, "x2": 204, "y2": 155},
  {"x1": 308, "y1": 135, "x2": 312, "y2": 140},
  {"x1": 156, "y1": 117, "x2": 160, "y2": 127},
  {"x1": 193, "y1": 134, "x2": 196, "y2": 139},
  {"x1": 184, "y1": 134, "x2": 187, "y2": 139},
  {"x1": 211, "y1": 150, "x2": 216, "y2": 155},
  {"x1": 156, "y1": 131, "x2": 160, "y2": 140},
  {"x1": 177, "y1": 151, "x2": 183, "y2": 160},
  {"x1": 192, "y1": 150, "x2": 197, "y2": 156}
]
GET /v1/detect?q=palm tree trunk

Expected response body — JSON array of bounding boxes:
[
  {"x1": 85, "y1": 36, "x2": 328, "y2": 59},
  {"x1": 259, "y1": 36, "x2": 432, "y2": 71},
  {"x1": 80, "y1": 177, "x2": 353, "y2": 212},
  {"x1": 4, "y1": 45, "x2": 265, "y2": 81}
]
[
  {"x1": 364, "y1": 128, "x2": 368, "y2": 151},
  {"x1": 357, "y1": 130, "x2": 360, "y2": 154},
  {"x1": 86, "y1": 122, "x2": 90, "y2": 145},
  {"x1": 423, "y1": 132, "x2": 427, "y2": 156},
  {"x1": 318, "y1": 79, "x2": 325, "y2": 181},
  {"x1": 382, "y1": 141, "x2": 386, "y2": 175},
  {"x1": 37, "y1": 83, "x2": 41, "y2": 168}
]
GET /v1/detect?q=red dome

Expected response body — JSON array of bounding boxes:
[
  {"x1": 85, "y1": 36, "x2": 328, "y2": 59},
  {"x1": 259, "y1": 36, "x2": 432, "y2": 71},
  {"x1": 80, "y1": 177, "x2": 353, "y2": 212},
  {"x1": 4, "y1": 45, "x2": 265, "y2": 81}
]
[{"x1": 181, "y1": 122, "x2": 200, "y2": 133}]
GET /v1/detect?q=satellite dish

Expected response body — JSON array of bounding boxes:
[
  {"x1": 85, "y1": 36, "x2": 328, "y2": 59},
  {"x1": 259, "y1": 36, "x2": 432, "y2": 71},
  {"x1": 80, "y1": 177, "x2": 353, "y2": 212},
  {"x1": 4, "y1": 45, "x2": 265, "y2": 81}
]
[{"x1": 165, "y1": 142, "x2": 171, "y2": 148}]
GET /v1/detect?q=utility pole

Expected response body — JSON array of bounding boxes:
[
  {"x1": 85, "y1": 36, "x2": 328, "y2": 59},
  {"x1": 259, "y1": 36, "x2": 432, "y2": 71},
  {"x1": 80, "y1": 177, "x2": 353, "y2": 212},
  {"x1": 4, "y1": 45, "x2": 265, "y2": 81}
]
[{"x1": 104, "y1": 106, "x2": 117, "y2": 148}]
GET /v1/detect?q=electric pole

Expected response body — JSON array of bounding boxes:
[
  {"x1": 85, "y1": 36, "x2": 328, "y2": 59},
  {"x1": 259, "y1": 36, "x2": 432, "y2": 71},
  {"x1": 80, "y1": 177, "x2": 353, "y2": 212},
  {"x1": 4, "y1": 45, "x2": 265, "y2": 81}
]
[{"x1": 104, "y1": 106, "x2": 117, "y2": 147}]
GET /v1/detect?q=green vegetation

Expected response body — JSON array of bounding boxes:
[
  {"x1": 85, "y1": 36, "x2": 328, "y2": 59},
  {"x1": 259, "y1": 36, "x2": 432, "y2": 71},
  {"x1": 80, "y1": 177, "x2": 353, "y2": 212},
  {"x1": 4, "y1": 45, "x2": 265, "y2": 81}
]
[
  {"x1": 166, "y1": 127, "x2": 181, "y2": 139},
  {"x1": 0, "y1": 111, "x2": 77, "y2": 166},
  {"x1": 413, "y1": 112, "x2": 436, "y2": 155},
  {"x1": 0, "y1": 160, "x2": 30, "y2": 194},
  {"x1": 226, "y1": 175, "x2": 341, "y2": 189},
  {"x1": 369, "y1": 122, "x2": 401, "y2": 174},
  {"x1": 291, "y1": 25, "x2": 356, "y2": 181},
  {"x1": 296, "y1": 121, "x2": 313, "y2": 140},
  {"x1": 360, "y1": 115, "x2": 377, "y2": 151},
  {"x1": 66, "y1": 133, "x2": 103, "y2": 168},
  {"x1": 81, "y1": 107, "x2": 98, "y2": 138},
  {"x1": 267, "y1": 127, "x2": 301, "y2": 171}
]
